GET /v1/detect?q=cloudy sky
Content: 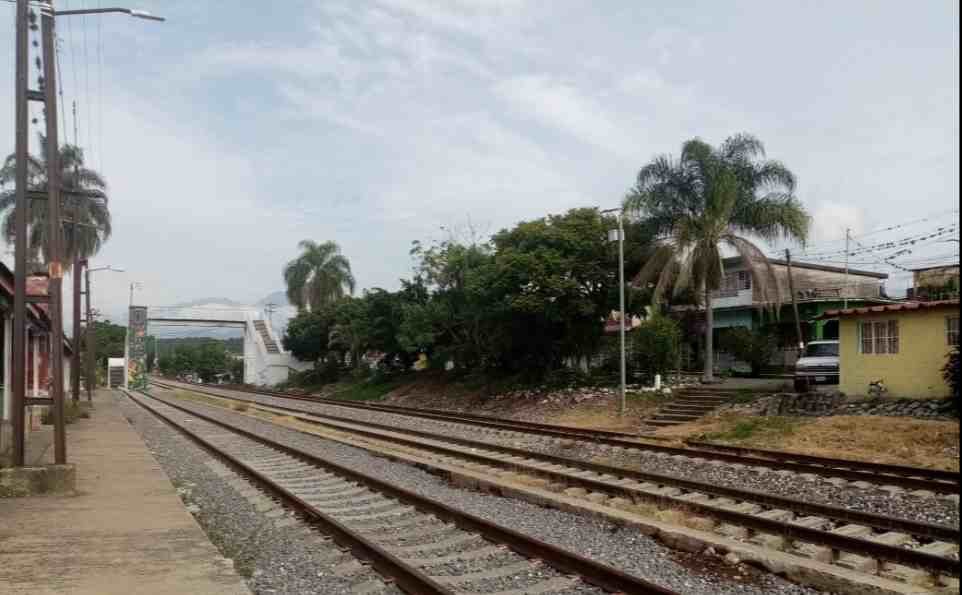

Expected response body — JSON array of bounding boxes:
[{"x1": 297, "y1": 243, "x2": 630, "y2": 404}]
[{"x1": 1, "y1": 0, "x2": 959, "y2": 325}]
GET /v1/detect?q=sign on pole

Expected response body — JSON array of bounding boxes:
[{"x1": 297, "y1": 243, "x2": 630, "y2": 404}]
[{"x1": 128, "y1": 306, "x2": 149, "y2": 389}]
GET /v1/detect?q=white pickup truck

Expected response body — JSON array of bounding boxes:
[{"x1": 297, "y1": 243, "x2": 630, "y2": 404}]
[{"x1": 794, "y1": 340, "x2": 840, "y2": 392}]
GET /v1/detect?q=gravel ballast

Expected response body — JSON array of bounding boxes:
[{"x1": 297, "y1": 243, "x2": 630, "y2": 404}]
[
  {"x1": 142, "y1": 387, "x2": 820, "y2": 595},
  {"x1": 114, "y1": 392, "x2": 403, "y2": 595},
  {"x1": 176, "y1": 385, "x2": 959, "y2": 528}
]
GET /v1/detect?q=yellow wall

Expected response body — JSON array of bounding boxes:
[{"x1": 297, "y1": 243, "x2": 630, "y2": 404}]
[{"x1": 839, "y1": 308, "x2": 956, "y2": 399}]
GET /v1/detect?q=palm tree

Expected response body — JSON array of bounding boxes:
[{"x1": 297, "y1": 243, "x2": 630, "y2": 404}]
[
  {"x1": 624, "y1": 134, "x2": 810, "y2": 382},
  {"x1": 284, "y1": 240, "x2": 356, "y2": 311},
  {"x1": 0, "y1": 135, "x2": 111, "y2": 267}
]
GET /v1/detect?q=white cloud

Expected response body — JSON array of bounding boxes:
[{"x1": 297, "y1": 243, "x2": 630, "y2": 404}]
[
  {"x1": 810, "y1": 202, "x2": 864, "y2": 244},
  {"x1": 495, "y1": 75, "x2": 639, "y2": 161}
]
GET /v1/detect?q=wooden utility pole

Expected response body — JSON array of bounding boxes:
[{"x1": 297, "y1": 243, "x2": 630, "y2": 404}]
[
  {"x1": 72, "y1": 257, "x2": 84, "y2": 402},
  {"x1": 785, "y1": 249, "x2": 805, "y2": 354}
]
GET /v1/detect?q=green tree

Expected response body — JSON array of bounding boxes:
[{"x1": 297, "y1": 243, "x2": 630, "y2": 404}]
[
  {"x1": 719, "y1": 326, "x2": 779, "y2": 377},
  {"x1": 283, "y1": 240, "x2": 355, "y2": 311},
  {"x1": 489, "y1": 208, "x2": 616, "y2": 371},
  {"x1": 0, "y1": 136, "x2": 111, "y2": 265},
  {"x1": 624, "y1": 134, "x2": 809, "y2": 381},
  {"x1": 631, "y1": 316, "x2": 682, "y2": 379},
  {"x1": 283, "y1": 306, "x2": 336, "y2": 362},
  {"x1": 89, "y1": 320, "x2": 126, "y2": 371}
]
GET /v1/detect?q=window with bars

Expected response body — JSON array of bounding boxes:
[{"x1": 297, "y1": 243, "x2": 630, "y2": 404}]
[
  {"x1": 859, "y1": 320, "x2": 899, "y2": 354},
  {"x1": 948, "y1": 316, "x2": 960, "y2": 346},
  {"x1": 720, "y1": 271, "x2": 751, "y2": 292}
]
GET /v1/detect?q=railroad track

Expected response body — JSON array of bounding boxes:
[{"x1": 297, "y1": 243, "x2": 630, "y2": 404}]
[
  {"x1": 155, "y1": 379, "x2": 960, "y2": 495},
  {"x1": 126, "y1": 388, "x2": 677, "y2": 595},
  {"x1": 151, "y1": 380, "x2": 960, "y2": 588}
]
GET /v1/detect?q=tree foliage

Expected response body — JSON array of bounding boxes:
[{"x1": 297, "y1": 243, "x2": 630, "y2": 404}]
[
  {"x1": 0, "y1": 135, "x2": 111, "y2": 266},
  {"x1": 630, "y1": 316, "x2": 682, "y2": 379},
  {"x1": 283, "y1": 240, "x2": 355, "y2": 311},
  {"x1": 157, "y1": 341, "x2": 234, "y2": 382},
  {"x1": 624, "y1": 133, "x2": 809, "y2": 380},
  {"x1": 719, "y1": 326, "x2": 779, "y2": 377}
]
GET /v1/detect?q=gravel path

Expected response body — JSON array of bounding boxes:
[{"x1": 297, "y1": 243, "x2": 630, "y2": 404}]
[
  {"x1": 191, "y1": 386, "x2": 958, "y2": 528},
  {"x1": 143, "y1": 387, "x2": 820, "y2": 595}
]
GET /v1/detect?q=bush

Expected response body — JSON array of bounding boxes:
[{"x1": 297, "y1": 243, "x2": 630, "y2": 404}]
[
  {"x1": 719, "y1": 327, "x2": 779, "y2": 377},
  {"x1": 630, "y1": 316, "x2": 681, "y2": 381},
  {"x1": 944, "y1": 348, "x2": 959, "y2": 416}
]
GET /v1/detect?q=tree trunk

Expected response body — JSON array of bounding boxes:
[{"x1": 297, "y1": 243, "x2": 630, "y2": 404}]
[{"x1": 704, "y1": 285, "x2": 715, "y2": 382}]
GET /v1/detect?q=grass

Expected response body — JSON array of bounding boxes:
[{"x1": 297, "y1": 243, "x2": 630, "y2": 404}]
[
  {"x1": 657, "y1": 411, "x2": 960, "y2": 471},
  {"x1": 729, "y1": 388, "x2": 759, "y2": 404},
  {"x1": 703, "y1": 416, "x2": 801, "y2": 442},
  {"x1": 41, "y1": 401, "x2": 92, "y2": 426}
]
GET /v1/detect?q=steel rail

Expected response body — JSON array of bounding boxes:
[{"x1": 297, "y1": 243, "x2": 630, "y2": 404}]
[
  {"x1": 684, "y1": 440, "x2": 961, "y2": 484},
  {"x1": 160, "y1": 380, "x2": 959, "y2": 493},
  {"x1": 162, "y1": 384, "x2": 958, "y2": 543},
  {"x1": 124, "y1": 390, "x2": 454, "y2": 595},
  {"x1": 129, "y1": 388, "x2": 678, "y2": 595},
  {"x1": 150, "y1": 382, "x2": 961, "y2": 576}
]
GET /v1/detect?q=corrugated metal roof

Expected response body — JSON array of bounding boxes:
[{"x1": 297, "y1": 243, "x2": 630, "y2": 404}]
[{"x1": 816, "y1": 299, "x2": 960, "y2": 319}]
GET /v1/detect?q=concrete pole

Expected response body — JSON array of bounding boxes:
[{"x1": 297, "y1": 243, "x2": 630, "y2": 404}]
[
  {"x1": 3, "y1": 315, "x2": 12, "y2": 421},
  {"x1": 617, "y1": 212, "x2": 627, "y2": 416},
  {"x1": 32, "y1": 333, "x2": 40, "y2": 397},
  {"x1": 42, "y1": 5, "x2": 67, "y2": 464}
]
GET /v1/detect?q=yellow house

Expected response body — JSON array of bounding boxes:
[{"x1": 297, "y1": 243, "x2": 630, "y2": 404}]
[{"x1": 818, "y1": 300, "x2": 959, "y2": 399}]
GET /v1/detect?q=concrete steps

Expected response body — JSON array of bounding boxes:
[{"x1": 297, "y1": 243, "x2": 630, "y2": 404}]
[
  {"x1": 642, "y1": 391, "x2": 730, "y2": 427},
  {"x1": 252, "y1": 320, "x2": 281, "y2": 354}
]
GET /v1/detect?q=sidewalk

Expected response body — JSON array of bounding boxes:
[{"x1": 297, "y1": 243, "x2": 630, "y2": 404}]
[{"x1": 0, "y1": 390, "x2": 250, "y2": 595}]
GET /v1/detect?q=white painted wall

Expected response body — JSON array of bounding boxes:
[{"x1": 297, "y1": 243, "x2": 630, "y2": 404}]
[{"x1": 242, "y1": 312, "x2": 311, "y2": 387}]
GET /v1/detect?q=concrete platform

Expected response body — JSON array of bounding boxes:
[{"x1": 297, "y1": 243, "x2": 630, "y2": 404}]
[{"x1": 0, "y1": 390, "x2": 251, "y2": 595}]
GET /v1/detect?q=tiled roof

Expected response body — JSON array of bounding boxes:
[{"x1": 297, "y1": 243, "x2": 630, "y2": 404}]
[{"x1": 816, "y1": 299, "x2": 960, "y2": 319}]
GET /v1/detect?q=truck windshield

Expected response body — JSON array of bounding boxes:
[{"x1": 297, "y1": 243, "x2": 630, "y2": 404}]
[{"x1": 804, "y1": 343, "x2": 839, "y2": 357}]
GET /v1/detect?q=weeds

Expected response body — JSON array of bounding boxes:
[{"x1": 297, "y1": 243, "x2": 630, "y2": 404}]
[{"x1": 704, "y1": 416, "x2": 800, "y2": 443}]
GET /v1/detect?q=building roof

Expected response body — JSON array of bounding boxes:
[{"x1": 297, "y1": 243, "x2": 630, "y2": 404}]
[
  {"x1": 722, "y1": 256, "x2": 888, "y2": 279},
  {"x1": 816, "y1": 299, "x2": 960, "y2": 320},
  {"x1": 909, "y1": 263, "x2": 959, "y2": 273}
]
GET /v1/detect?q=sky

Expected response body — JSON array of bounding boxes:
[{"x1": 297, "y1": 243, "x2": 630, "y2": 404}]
[{"x1": 0, "y1": 0, "x2": 959, "y2": 327}]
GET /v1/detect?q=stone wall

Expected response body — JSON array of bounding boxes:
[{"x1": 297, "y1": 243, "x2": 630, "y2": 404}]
[{"x1": 722, "y1": 392, "x2": 957, "y2": 421}]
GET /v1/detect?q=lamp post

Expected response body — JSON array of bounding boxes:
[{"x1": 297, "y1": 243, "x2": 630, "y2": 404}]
[
  {"x1": 9, "y1": 0, "x2": 163, "y2": 467},
  {"x1": 84, "y1": 265, "x2": 123, "y2": 401},
  {"x1": 602, "y1": 207, "x2": 627, "y2": 416}
]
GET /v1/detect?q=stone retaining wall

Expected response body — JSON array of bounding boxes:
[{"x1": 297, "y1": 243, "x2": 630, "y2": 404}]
[{"x1": 721, "y1": 393, "x2": 957, "y2": 421}]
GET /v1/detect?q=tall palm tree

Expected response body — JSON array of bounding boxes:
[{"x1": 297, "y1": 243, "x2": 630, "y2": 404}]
[
  {"x1": 284, "y1": 240, "x2": 356, "y2": 311},
  {"x1": 624, "y1": 134, "x2": 810, "y2": 382},
  {"x1": 0, "y1": 136, "x2": 111, "y2": 268}
]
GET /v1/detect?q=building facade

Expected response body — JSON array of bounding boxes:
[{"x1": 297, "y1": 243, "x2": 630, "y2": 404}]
[
  {"x1": 0, "y1": 263, "x2": 74, "y2": 457},
  {"x1": 821, "y1": 300, "x2": 959, "y2": 399}
]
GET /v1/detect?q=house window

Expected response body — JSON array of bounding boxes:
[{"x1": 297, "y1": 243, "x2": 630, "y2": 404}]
[
  {"x1": 859, "y1": 320, "x2": 899, "y2": 354},
  {"x1": 948, "y1": 316, "x2": 960, "y2": 346},
  {"x1": 720, "y1": 271, "x2": 751, "y2": 292}
]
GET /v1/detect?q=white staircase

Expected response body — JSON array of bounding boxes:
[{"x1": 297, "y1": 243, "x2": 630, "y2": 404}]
[{"x1": 243, "y1": 314, "x2": 311, "y2": 386}]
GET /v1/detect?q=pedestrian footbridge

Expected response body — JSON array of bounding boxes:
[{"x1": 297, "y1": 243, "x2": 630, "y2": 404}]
[{"x1": 146, "y1": 308, "x2": 310, "y2": 386}]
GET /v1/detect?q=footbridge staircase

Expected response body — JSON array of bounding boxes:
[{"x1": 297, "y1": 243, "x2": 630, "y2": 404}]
[{"x1": 147, "y1": 308, "x2": 310, "y2": 387}]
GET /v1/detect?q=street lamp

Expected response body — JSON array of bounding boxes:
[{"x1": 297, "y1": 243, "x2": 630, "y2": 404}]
[
  {"x1": 84, "y1": 265, "x2": 124, "y2": 401},
  {"x1": 602, "y1": 207, "x2": 627, "y2": 416},
  {"x1": 49, "y1": 6, "x2": 166, "y2": 21}
]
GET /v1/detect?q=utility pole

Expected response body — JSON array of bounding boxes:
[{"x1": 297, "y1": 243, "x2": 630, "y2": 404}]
[
  {"x1": 42, "y1": 2, "x2": 67, "y2": 464},
  {"x1": 843, "y1": 228, "x2": 851, "y2": 310},
  {"x1": 264, "y1": 302, "x2": 277, "y2": 329},
  {"x1": 11, "y1": 0, "x2": 30, "y2": 467},
  {"x1": 85, "y1": 268, "x2": 93, "y2": 401},
  {"x1": 785, "y1": 249, "x2": 805, "y2": 354},
  {"x1": 616, "y1": 212, "x2": 626, "y2": 416}
]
